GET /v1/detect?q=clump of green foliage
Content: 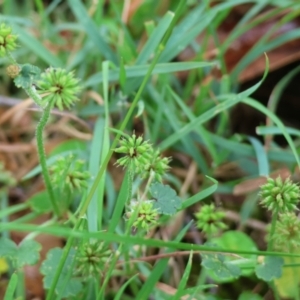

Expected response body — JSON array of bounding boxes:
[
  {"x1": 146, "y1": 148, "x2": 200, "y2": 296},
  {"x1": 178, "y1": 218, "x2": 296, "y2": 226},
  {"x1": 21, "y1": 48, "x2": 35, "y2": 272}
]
[{"x1": 1, "y1": 1, "x2": 300, "y2": 299}]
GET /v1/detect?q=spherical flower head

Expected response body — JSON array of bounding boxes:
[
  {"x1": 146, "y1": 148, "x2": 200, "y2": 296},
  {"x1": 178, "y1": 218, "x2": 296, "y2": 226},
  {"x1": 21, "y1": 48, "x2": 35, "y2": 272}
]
[
  {"x1": 138, "y1": 149, "x2": 171, "y2": 182},
  {"x1": 37, "y1": 67, "x2": 81, "y2": 110},
  {"x1": 126, "y1": 200, "x2": 159, "y2": 231},
  {"x1": 114, "y1": 134, "x2": 152, "y2": 172},
  {"x1": 260, "y1": 177, "x2": 300, "y2": 214},
  {"x1": 195, "y1": 204, "x2": 227, "y2": 236},
  {"x1": 50, "y1": 155, "x2": 91, "y2": 192},
  {"x1": 76, "y1": 241, "x2": 111, "y2": 278},
  {"x1": 0, "y1": 24, "x2": 17, "y2": 56},
  {"x1": 268, "y1": 213, "x2": 300, "y2": 252},
  {"x1": 6, "y1": 64, "x2": 20, "y2": 78}
]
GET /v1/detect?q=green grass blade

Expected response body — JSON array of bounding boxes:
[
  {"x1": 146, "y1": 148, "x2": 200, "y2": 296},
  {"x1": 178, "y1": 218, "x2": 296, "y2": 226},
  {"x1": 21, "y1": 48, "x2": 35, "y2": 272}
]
[
  {"x1": 87, "y1": 117, "x2": 103, "y2": 232},
  {"x1": 2, "y1": 222, "x2": 300, "y2": 258},
  {"x1": 108, "y1": 169, "x2": 131, "y2": 233},
  {"x1": 84, "y1": 61, "x2": 215, "y2": 87},
  {"x1": 67, "y1": 0, "x2": 117, "y2": 64},
  {"x1": 136, "y1": 11, "x2": 174, "y2": 64},
  {"x1": 158, "y1": 55, "x2": 269, "y2": 150},
  {"x1": 11, "y1": 24, "x2": 63, "y2": 67},
  {"x1": 267, "y1": 64, "x2": 300, "y2": 119},
  {"x1": 248, "y1": 136, "x2": 269, "y2": 176},
  {"x1": 173, "y1": 252, "x2": 193, "y2": 300},
  {"x1": 113, "y1": 274, "x2": 139, "y2": 300},
  {"x1": 181, "y1": 176, "x2": 218, "y2": 210},
  {"x1": 4, "y1": 273, "x2": 18, "y2": 300},
  {"x1": 257, "y1": 126, "x2": 300, "y2": 137},
  {"x1": 242, "y1": 97, "x2": 300, "y2": 169},
  {"x1": 231, "y1": 9, "x2": 300, "y2": 79},
  {"x1": 167, "y1": 86, "x2": 220, "y2": 164},
  {"x1": 135, "y1": 221, "x2": 193, "y2": 299}
]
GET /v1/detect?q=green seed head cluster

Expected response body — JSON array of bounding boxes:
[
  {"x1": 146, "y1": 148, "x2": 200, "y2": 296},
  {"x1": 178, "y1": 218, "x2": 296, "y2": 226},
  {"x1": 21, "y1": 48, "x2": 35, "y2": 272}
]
[
  {"x1": 260, "y1": 177, "x2": 300, "y2": 214},
  {"x1": 0, "y1": 24, "x2": 17, "y2": 56},
  {"x1": 115, "y1": 134, "x2": 152, "y2": 169},
  {"x1": 139, "y1": 149, "x2": 171, "y2": 182},
  {"x1": 126, "y1": 200, "x2": 159, "y2": 231},
  {"x1": 268, "y1": 213, "x2": 300, "y2": 252},
  {"x1": 195, "y1": 204, "x2": 227, "y2": 236},
  {"x1": 50, "y1": 155, "x2": 91, "y2": 192},
  {"x1": 37, "y1": 68, "x2": 81, "y2": 110},
  {"x1": 115, "y1": 134, "x2": 170, "y2": 181},
  {"x1": 76, "y1": 242, "x2": 111, "y2": 278},
  {"x1": 6, "y1": 64, "x2": 20, "y2": 78}
]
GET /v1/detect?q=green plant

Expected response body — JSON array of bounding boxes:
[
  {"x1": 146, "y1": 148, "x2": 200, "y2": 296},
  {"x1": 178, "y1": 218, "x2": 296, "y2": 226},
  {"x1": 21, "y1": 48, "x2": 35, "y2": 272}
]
[{"x1": 2, "y1": 1, "x2": 300, "y2": 299}]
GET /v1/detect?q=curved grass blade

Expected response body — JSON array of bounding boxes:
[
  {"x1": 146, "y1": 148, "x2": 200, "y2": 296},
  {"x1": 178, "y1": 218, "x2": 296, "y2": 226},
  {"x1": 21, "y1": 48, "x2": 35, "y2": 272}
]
[
  {"x1": 159, "y1": 55, "x2": 269, "y2": 151},
  {"x1": 242, "y1": 97, "x2": 300, "y2": 169}
]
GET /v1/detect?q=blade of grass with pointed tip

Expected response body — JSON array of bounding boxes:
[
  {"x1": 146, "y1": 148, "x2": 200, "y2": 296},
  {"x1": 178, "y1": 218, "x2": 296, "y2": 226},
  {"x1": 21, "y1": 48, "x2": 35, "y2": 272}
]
[
  {"x1": 4, "y1": 273, "x2": 18, "y2": 300},
  {"x1": 174, "y1": 251, "x2": 193, "y2": 300},
  {"x1": 136, "y1": 11, "x2": 174, "y2": 64},
  {"x1": 248, "y1": 136, "x2": 269, "y2": 177},
  {"x1": 113, "y1": 274, "x2": 139, "y2": 300}
]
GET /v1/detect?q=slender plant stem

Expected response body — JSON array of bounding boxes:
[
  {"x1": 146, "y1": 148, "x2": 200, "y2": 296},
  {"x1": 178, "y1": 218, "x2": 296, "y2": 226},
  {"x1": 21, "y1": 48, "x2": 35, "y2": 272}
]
[
  {"x1": 25, "y1": 86, "x2": 43, "y2": 106},
  {"x1": 267, "y1": 209, "x2": 278, "y2": 251},
  {"x1": 36, "y1": 104, "x2": 60, "y2": 216},
  {"x1": 267, "y1": 209, "x2": 280, "y2": 300}
]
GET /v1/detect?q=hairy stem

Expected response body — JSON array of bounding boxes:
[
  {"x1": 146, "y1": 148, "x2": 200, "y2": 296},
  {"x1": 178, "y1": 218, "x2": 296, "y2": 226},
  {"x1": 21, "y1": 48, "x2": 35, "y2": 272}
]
[
  {"x1": 267, "y1": 209, "x2": 278, "y2": 251},
  {"x1": 36, "y1": 104, "x2": 60, "y2": 216},
  {"x1": 25, "y1": 86, "x2": 43, "y2": 107}
]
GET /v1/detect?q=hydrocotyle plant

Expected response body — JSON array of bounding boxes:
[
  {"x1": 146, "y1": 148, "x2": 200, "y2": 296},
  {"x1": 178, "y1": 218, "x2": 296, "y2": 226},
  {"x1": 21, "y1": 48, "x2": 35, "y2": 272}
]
[{"x1": 1, "y1": 23, "x2": 82, "y2": 217}]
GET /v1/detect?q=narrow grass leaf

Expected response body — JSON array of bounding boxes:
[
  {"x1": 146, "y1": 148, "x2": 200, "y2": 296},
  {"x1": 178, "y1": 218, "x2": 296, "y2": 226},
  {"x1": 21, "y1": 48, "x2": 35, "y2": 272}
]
[
  {"x1": 1, "y1": 222, "x2": 300, "y2": 258},
  {"x1": 174, "y1": 251, "x2": 193, "y2": 299},
  {"x1": 136, "y1": 11, "x2": 174, "y2": 64},
  {"x1": 11, "y1": 24, "x2": 63, "y2": 67},
  {"x1": 136, "y1": 221, "x2": 193, "y2": 299},
  {"x1": 181, "y1": 176, "x2": 218, "y2": 210},
  {"x1": 242, "y1": 97, "x2": 300, "y2": 169},
  {"x1": 87, "y1": 117, "x2": 103, "y2": 232},
  {"x1": 67, "y1": 0, "x2": 117, "y2": 63},
  {"x1": 84, "y1": 62, "x2": 215, "y2": 87},
  {"x1": 108, "y1": 169, "x2": 131, "y2": 233},
  {"x1": 257, "y1": 126, "x2": 300, "y2": 137},
  {"x1": 248, "y1": 136, "x2": 269, "y2": 176},
  {"x1": 4, "y1": 273, "x2": 18, "y2": 300},
  {"x1": 113, "y1": 274, "x2": 139, "y2": 300}
]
